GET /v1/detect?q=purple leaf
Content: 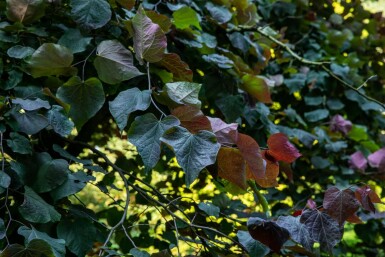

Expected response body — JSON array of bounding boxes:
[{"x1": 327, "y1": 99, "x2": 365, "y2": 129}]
[
  {"x1": 349, "y1": 151, "x2": 367, "y2": 170},
  {"x1": 368, "y1": 148, "x2": 385, "y2": 168},
  {"x1": 132, "y1": 5, "x2": 167, "y2": 64},
  {"x1": 207, "y1": 117, "x2": 238, "y2": 145},
  {"x1": 329, "y1": 114, "x2": 352, "y2": 135}
]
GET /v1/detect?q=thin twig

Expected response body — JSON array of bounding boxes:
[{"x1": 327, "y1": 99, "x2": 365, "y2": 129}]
[
  {"x1": 147, "y1": 62, "x2": 167, "y2": 118},
  {"x1": 122, "y1": 224, "x2": 137, "y2": 248},
  {"x1": 81, "y1": 48, "x2": 96, "y2": 82}
]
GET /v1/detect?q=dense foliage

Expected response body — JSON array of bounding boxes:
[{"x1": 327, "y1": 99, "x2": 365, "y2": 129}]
[{"x1": 1, "y1": 0, "x2": 385, "y2": 256}]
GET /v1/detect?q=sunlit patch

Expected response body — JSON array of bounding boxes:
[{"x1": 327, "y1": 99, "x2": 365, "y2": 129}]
[
  {"x1": 293, "y1": 91, "x2": 302, "y2": 101},
  {"x1": 313, "y1": 139, "x2": 319, "y2": 146},
  {"x1": 361, "y1": 29, "x2": 369, "y2": 39},
  {"x1": 270, "y1": 48, "x2": 275, "y2": 58},
  {"x1": 343, "y1": 13, "x2": 354, "y2": 19},
  {"x1": 376, "y1": 47, "x2": 384, "y2": 54},
  {"x1": 274, "y1": 119, "x2": 280, "y2": 125},
  {"x1": 378, "y1": 61, "x2": 384, "y2": 66},
  {"x1": 210, "y1": 108, "x2": 215, "y2": 115},
  {"x1": 271, "y1": 102, "x2": 281, "y2": 110},
  {"x1": 196, "y1": 69, "x2": 204, "y2": 76},
  {"x1": 332, "y1": 2, "x2": 344, "y2": 14},
  {"x1": 363, "y1": 18, "x2": 370, "y2": 24},
  {"x1": 343, "y1": 52, "x2": 348, "y2": 57}
]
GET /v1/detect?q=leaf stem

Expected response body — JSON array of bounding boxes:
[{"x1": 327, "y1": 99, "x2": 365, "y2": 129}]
[
  {"x1": 147, "y1": 62, "x2": 167, "y2": 118},
  {"x1": 247, "y1": 180, "x2": 271, "y2": 218}
]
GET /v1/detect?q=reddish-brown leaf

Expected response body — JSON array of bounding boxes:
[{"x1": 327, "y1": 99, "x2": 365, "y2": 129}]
[
  {"x1": 171, "y1": 105, "x2": 211, "y2": 134},
  {"x1": 230, "y1": 131, "x2": 265, "y2": 179},
  {"x1": 267, "y1": 133, "x2": 301, "y2": 163},
  {"x1": 157, "y1": 53, "x2": 193, "y2": 82},
  {"x1": 146, "y1": 10, "x2": 172, "y2": 32},
  {"x1": 346, "y1": 213, "x2": 363, "y2": 224},
  {"x1": 323, "y1": 187, "x2": 360, "y2": 226},
  {"x1": 217, "y1": 147, "x2": 247, "y2": 190},
  {"x1": 207, "y1": 117, "x2": 238, "y2": 145},
  {"x1": 355, "y1": 185, "x2": 382, "y2": 213},
  {"x1": 254, "y1": 155, "x2": 279, "y2": 188},
  {"x1": 241, "y1": 74, "x2": 272, "y2": 103}
]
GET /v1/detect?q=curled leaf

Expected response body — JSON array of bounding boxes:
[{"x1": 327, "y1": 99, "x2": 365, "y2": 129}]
[{"x1": 266, "y1": 133, "x2": 301, "y2": 163}]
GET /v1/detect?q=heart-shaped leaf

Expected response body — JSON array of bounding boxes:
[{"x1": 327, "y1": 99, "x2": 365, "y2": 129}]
[
  {"x1": 1, "y1": 239, "x2": 55, "y2": 257},
  {"x1": 217, "y1": 147, "x2": 247, "y2": 189},
  {"x1": 27, "y1": 43, "x2": 77, "y2": 78},
  {"x1": 6, "y1": 0, "x2": 46, "y2": 24},
  {"x1": 247, "y1": 217, "x2": 290, "y2": 252},
  {"x1": 277, "y1": 215, "x2": 314, "y2": 251},
  {"x1": 208, "y1": 117, "x2": 238, "y2": 145},
  {"x1": 165, "y1": 82, "x2": 202, "y2": 108},
  {"x1": 157, "y1": 53, "x2": 193, "y2": 82},
  {"x1": 266, "y1": 133, "x2": 301, "y2": 163},
  {"x1": 127, "y1": 113, "x2": 180, "y2": 170},
  {"x1": 109, "y1": 88, "x2": 151, "y2": 131},
  {"x1": 160, "y1": 126, "x2": 220, "y2": 186},
  {"x1": 57, "y1": 77, "x2": 105, "y2": 130},
  {"x1": 70, "y1": 0, "x2": 111, "y2": 29},
  {"x1": 355, "y1": 185, "x2": 382, "y2": 213},
  {"x1": 132, "y1": 5, "x2": 167, "y2": 64},
  {"x1": 171, "y1": 105, "x2": 211, "y2": 134},
  {"x1": 237, "y1": 230, "x2": 270, "y2": 257},
  {"x1": 94, "y1": 40, "x2": 143, "y2": 84}
]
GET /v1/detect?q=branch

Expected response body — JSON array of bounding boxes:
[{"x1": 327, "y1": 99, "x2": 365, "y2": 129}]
[
  {"x1": 229, "y1": 25, "x2": 385, "y2": 110},
  {"x1": 147, "y1": 62, "x2": 167, "y2": 118}
]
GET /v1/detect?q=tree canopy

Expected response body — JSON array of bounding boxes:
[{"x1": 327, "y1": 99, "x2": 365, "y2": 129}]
[{"x1": 1, "y1": 0, "x2": 385, "y2": 256}]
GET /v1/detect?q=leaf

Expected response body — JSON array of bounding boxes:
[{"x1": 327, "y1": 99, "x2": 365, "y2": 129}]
[
  {"x1": 33, "y1": 159, "x2": 69, "y2": 193},
  {"x1": 6, "y1": 0, "x2": 46, "y2": 24},
  {"x1": 18, "y1": 226, "x2": 66, "y2": 257},
  {"x1": 276, "y1": 216, "x2": 314, "y2": 251},
  {"x1": 266, "y1": 133, "x2": 301, "y2": 163},
  {"x1": 130, "y1": 248, "x2": 151, "y2": 257},
  {"x1": 2, "y1": 70, "x2": 23, "y2": 90},
  {"x1": 0, "y1": 218, "x2": 5, "y2": 240},
  {"x1": 205, "y1": 2, "x2": 232, "y2": 24},
  {"x1": 165, "y1": 82, "x2": 202, "y2": 108},
  {"x1": 215, "y1": 95, "x2": 244, "y2": 122},
  {"x1": 70, "y1": 0, "x2": 111, "y2": 29},
  {"x1": 254, "y1": 157, "x2": 278, "y2": 188},
  {"x1": 157, "y1": 53, "x2": 193, "y2": 82},
  {"x1": 247, "y1": 217, "x2": 290, "y2": 252},
  {"x1": 217, "y1": 147, "x2": 247, "y2": 190},
  {"x1": 241, "y1": 74, "x2": 272, "y2": 103},
  {"x1": 323, "y1": 187, "x2": 360, "y2": 226},
  {"x1": 12, "y1": 98, "x2": 50, "y2": 111},
  {"x1": 368, "y1": 148, "x2": 385, "y2": 168},
  {"x1": 230, "y1": 132, "x2": 265, "y2": 179},
  {"x1": 109, "y1": 88, "x2": 151, "y2": 131},
  {"x1": 203, "y1": 54, "x2": 234, "y2": 69},
  {"x1": 172, "y1": 6, "x2": 202, "y2": 30},
  {"x1": 171, "y1": 105, "x2": 211, "y2": 134},
  {"x1": 57, "y1": 218, "x2": 97, "y2": 257},
  {"x1": 349, "y1": 151, "x2": 367, "y2": 170},
  {"x1": 50, "y1": 171, "x2": 95, "y2": 201},
  {"x1": 237, "y1": 231, "x2": 270, "y2": 257},
  {"x1": 0, "y1": 239, "x2": 55, "y2": 257},
  {"x1": 94, "y1": 40, "x2": 143, "y2": 84},
  {"x1": 47, "y1": 105, "x2": 74, "y2": 137},
  {"x1": 146, "y1": 10, "x2": 172, "y2": 32},
  {"x1": 198, "y1": 202, "x2": 220, "y2": 217},
  {"x1": 58, "y1": 28, "x2": 92, "y2": 54},
  {"x1": 7, "y1": 45, "x2": 35, "y2": 59},
  {"x1": 11, "y1": 109, "x2": 49, "y2": 135},
  {"x1": 132, "y1": 5, "x2": 167, "y2": 64},
  {"x1": 57, "y1": 76, "x2": 105, "y2": 130},
  {"x1": 27, "y1": 43, "x2": 77, "y2": 78},
  {"x1": 19, "y1": 186, "x2": 61, "y2": 223},
  {"x1": 6, "y1": 132, "x2": 32, "y2": 155},
  {"x1": 0, "y1": 172, "x2": 11, "y2": 194},
  {"x1": 160, "y1": 126, "x2": 220, "y2": 186},
  {"x1": 355, "y1": 185, "x2": 382, "y2": 213},
  {"x1": 207, "y1": 117, "x2": 238, "y2": 145},
  {"x1": 300, "y1": 209, "x2": 342, "y2": 252},
  {"x1": 304, "y1": 109, "x2": 330, "y2": 122},
  {"x1": 127, "y1": 114, "x2": 180, "y2": 169}
]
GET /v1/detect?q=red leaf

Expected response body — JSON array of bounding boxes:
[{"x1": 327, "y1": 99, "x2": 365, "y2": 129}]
[
  {"x1": 355, "y1": 185, "x2": 382, "y2": 213},
  {"x1": 267, "y1": 133, "x2": 301, "y2": 163},
  {"x1": 157, "y1": 53, "x2": 193, "y2": 82},
  {"x1": 248, "y1": 217, "x2": 290, "y2": 252},
  {"x1": 323, "y1": 187, "x2": 360, "y2": 226},
  {"x1": 207, "y1": 117, "x2": 238, "y2": 145},
  {"x1": 254, "y1": 152, "x2": 279, "y2": 188},
  {"x1": 293, "y1": 210, "x2": 303, "y2": 217},
  {"x1": 171, "y1": 105, "x2": 211, "y2": 134},
  {"x1": 346, "y1": 213, "x2": 363, "y2": 224},
  {"x1": 230, "y1": 131, "x2": 265, "y2": 179},
  {"x1": 217, "y1": 147, "x2": 247, "y2": 190}
]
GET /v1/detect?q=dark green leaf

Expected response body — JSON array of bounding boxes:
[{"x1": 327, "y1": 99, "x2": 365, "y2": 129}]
[
  {"x1": 7, "y1": 45, "x2": 35, "y2": 59},
  {"x1": 0, "y1": 218, "x2": 5, "y2": 240},
  {"x1": 109, "y1": 88, "x2": 151, "y2": 131},
  {"x1": 132, "y1": 5, "x2": 167, "y2": 64},
  {"x1": 277, "y1": 216, "x2": 314, "y2": 251},
  {"x1": 347, "y1": 125, "x2": 368, "y2": 142},
  {"x1": 57, "y1": 218, "x2": 97, "y2": 257},
  {"x1": 27, "y1": 43, "x2": 77, "y2": 78},
  {"x1": 216, "y1": 95, "x2": 244, "y2": 122},
  {"x1": 12, "y1": 98, "x2": 50, "y2": 111},
  {"x1": 0, "y1": 239, "x2": 55, "y2": 257},
  {"x1": 11, "y1": 108, "x2": 49, "y2": 135},
  {"x1": 0, "y1": 172, "x2": 11, "y2": 194},
  {"x1": 198, "y1": 202, "x2": 220, "y2": 217},
  {"x1": 53, "y1": 144, "x2": 92, "y2": 165},
  {"x1": 165, "y1": 82, "x2": 202, "y2": 108},
  {"x1": 304, "y1": 96, "x2": 323, "y2": 106},
  {"x1": 47, "y1": 105, "x2": 74, "y2": 137},
  {"x1": 172, "y1": 6, "x2": 201, "y2": 30},
  {"x1": 160, "y1": 126, "x2": 220, "y2": 186},
  {"x1": 304, "y1": 109, "x2": 329, "y2": 122},
  {"x1": 324, "y1": 141, "x2": 347, "y2": 152},
  {"x1": 58, "y1": 29, "x2": 92, "y2": 54},
  {"x1": 203, "y1": 54, "x2": 234, "y2": 69},
  {"x1": 127, "y1": 114, "x2": 180, "y2": 169},
  {"x1": 284, "y1": 73, "x2": 306, "y2": 93},
  {"x1": 6, "y1": 0, "x2": 46, "y2": 24},
  {"x1": 205, "y1": 3, "x2": 232, "y2": 24},
  {"x1": 1, "y1": 70, "x2": 23, "y2": 90},
  {"x1": 18, "y1": 186, "x2": 61, "y2": 223},
  {"x1": 94, "y1": 40, "x2": 143, "y2": 84},
  {"x1": 70, "y1": 0, "x2": 111, "y2": 29},
  {"x1": 50, "y1": 171, "x2": 95, "y2": 201},
  {"x1": 237, "y1": 231, "x2": 270, "y2": 257},
  {"x1": 18, "y1": 226, "x2": 66, "y2": 257},
  {"x1": 57, "y1": 76, "x2": 105, "y2": 130},
  {"x1": 6, "y1": 132, "x2": 32, "y2": 154},
  {"x1": 130, "y1": 248, "x2": 151, "y2": 257},
  {"x1": 33, "y1": 159, "x2": 69, "y2": 193}
]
